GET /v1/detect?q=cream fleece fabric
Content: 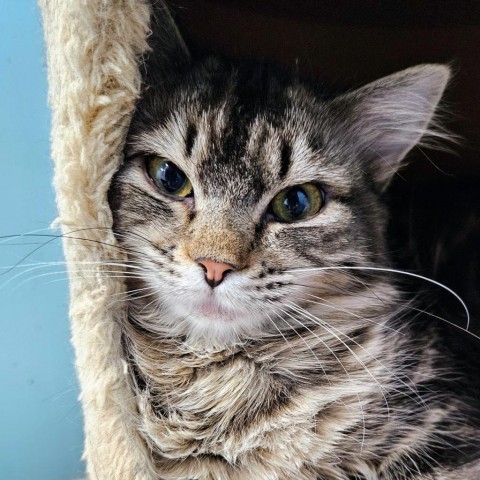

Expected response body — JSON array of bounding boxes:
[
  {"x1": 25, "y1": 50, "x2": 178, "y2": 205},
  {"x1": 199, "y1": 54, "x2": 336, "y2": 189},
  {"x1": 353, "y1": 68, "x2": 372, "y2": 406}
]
[{"x1": 39, "y1": 1, "x2": 156, "y2": 478}]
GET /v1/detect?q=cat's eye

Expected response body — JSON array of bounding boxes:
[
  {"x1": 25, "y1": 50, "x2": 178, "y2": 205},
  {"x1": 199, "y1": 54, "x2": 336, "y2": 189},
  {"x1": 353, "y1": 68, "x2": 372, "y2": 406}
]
[
  {"x1": 147, "y1": 157, "x2": 193, "y2": 198},
  {"x1": 270, "y1": 183, "x2": 324, "y2": 222}
]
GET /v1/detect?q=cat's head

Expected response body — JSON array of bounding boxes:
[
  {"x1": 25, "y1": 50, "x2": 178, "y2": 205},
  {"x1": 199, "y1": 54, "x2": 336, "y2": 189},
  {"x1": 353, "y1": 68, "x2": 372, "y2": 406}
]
[{"x1": 108, "y1": 4, "x2": 449, "y2": 347}]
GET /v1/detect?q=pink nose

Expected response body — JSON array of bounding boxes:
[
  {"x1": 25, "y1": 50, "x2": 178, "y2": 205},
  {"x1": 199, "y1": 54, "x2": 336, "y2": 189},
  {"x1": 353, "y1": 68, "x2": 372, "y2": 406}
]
[{"x1": 197, "y1": 258, "x2": 235, "y2": 288}]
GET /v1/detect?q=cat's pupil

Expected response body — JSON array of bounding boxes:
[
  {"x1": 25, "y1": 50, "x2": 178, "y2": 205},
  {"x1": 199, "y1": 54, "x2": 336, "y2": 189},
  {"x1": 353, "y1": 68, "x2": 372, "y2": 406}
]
[
  {"x1": 283, "y1": 187, "x2": 310, "y2": 218},
  {"x1": 158, "y1": 162, "x2": 186, "y2": 193}
]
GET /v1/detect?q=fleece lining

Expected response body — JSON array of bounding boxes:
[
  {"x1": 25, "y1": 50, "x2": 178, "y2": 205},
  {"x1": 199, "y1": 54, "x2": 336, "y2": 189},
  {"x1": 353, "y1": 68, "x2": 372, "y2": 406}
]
[{"x1": 39, "y1": 1, "x2": 156, "y2": 478}]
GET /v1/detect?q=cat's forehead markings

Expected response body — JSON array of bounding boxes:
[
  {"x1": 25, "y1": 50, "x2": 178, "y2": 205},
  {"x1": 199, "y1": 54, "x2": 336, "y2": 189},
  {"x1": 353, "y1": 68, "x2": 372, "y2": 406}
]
[
  {"x1": 194, "y1": 113, "x2": 211, "y2": 163},
  {"x1": 284, "y1": 135, "x2": 317, "y2": 175},
  {"x1": 285, "y1": 136, "x2": 353, "y2": 193},
  {"x1": 244, "y1": 118, "x2": 282, "y2": 179},
  {"x1": 185, "y1": 123, "x2": 197, "y2": 158},
  {"x1": 241, "y1": 116, "x2": 352, "y2": 192},
  {"x1": 133, "y1": 114, "x2": 195, "y2": 171},
  {"x1": 137, "y1": 115, "x2": 185, "y2": 152},
  {"x1": 212, "y1": 100, "x2": 229, "y2": 136}
]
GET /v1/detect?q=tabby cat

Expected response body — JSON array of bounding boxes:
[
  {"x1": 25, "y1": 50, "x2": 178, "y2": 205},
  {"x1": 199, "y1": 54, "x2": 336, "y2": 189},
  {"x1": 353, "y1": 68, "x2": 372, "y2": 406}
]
[{"x1": 108, "y1": 2, "x2": 480, "y2": 479}]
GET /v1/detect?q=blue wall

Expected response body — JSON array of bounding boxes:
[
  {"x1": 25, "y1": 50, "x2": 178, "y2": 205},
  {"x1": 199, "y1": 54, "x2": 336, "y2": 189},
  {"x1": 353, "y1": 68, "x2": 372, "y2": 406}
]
[{"x1": 0, "y1": 2, "x2": 84, "y2": 478}]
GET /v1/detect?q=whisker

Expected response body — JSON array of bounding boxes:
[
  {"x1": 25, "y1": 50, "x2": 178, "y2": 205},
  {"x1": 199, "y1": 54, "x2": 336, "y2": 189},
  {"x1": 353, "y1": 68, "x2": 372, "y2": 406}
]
[
  {"x1": 291, "y1": 297, "x2": 428, "y2": 410},
  {"x1": 264, "y1": 311, "x2": 297, "y2": 356},
  {"x1": 269, "y1": 306, "x2": 331, "y2": 385},
  {"x1": 273, "y1": 303, "x2": 367, "y2": 449},
  {"x1": 301, "y1": 292, "x2": 404, "y2": 335},
  {"x1": 7, "y1": 270, "x2": 151, "y2": 292},
  {"x1": 287, "y1": 266, "x2": 470, "y2": 330},
  {"x1": 285, "y1": 300, "x2": 391, "y2": 412}
]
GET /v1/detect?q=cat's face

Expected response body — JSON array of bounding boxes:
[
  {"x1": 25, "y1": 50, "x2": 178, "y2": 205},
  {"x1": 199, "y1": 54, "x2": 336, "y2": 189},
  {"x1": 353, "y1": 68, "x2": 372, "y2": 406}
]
[{"x1": 109, "y1": 58, "x2": 448, "y2": 347}]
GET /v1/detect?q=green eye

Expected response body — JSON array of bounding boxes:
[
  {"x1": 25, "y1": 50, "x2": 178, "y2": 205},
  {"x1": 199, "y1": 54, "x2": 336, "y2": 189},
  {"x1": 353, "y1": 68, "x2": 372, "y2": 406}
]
[
  {"x1": 270, "y1": 183, "x2": 324, "y2": 222},
  {"x1": 147, "y1": 158, "x2": 193, "y2": 198}
]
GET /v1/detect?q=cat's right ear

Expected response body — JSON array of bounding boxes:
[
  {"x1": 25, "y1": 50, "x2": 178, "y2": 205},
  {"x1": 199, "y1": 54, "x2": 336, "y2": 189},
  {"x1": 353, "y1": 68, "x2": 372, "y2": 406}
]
[
  {"x1": 329, "y1": 65, "x2": 450, "y2": 192},
  {"x1": 142, "y1": 0, "x2": 191, "y2": 86}
]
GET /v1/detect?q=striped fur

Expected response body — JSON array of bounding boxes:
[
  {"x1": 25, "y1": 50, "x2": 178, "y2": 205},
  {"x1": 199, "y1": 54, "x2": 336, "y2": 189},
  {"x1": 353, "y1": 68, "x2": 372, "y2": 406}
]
[{"x1": 107, "y1": 4, "x2": 480, "y2": 479}]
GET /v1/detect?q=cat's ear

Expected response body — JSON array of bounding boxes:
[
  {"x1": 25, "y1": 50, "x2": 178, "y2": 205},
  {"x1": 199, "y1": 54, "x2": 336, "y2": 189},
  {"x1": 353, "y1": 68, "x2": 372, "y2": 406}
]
[
  {"x1": 142, "y1": 0, "x2": 191, "y2": 86},
  {"x1": 332, "y1": 64, "x2": 450, "y2": 191}
]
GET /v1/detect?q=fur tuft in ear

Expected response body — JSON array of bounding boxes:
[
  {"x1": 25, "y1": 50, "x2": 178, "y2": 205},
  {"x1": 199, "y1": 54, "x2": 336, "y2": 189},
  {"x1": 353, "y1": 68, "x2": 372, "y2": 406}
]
[{"x1": 333, "y1": 64, "x2": 451, "y2": 190}]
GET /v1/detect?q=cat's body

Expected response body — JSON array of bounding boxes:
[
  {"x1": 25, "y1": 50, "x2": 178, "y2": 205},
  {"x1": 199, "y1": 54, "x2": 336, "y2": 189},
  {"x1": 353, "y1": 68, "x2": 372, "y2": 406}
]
[{"x1": 108, "y1": 3, "x2": 480, "y2": 478}]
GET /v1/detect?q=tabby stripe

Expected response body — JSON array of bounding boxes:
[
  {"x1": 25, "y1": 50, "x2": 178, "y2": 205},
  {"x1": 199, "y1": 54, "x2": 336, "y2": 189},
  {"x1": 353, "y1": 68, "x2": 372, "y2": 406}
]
[{"x1": 279, "y1": 142, "x2": 291, "y2": 180}]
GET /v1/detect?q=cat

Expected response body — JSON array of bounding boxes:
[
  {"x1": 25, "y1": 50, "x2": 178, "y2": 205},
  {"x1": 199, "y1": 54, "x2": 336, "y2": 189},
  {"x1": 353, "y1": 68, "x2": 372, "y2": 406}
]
[{"x1": 107, "y1": 2, "x2": 480, "y2": 479}]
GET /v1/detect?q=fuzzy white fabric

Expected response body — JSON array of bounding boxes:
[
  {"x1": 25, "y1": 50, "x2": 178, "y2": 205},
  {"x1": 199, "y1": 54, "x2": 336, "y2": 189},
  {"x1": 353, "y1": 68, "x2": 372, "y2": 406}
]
[{"x1": 39, "y1": 1, "x2": 156, "y2": 478}]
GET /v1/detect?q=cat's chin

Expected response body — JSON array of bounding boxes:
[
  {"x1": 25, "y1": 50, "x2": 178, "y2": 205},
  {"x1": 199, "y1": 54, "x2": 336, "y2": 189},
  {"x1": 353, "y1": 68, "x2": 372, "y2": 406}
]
[
  {"x1": 179, "y1": 316, "x2": 256, "y2": 349},
  {"x1": 164, "y1": 299, "x2": 264, "y2": 348},
  {"x1": 196, "y1": 297, "x2": 239, "y2": 319}
]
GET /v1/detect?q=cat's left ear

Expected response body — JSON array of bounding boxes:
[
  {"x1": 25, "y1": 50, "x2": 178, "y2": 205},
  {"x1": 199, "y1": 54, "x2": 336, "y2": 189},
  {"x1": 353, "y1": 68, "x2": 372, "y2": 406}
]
[
  {"x1": 332, "y1": 64, "x2": 450, "y2": 191},
  {"x1": 142, "y1": 0, "x2": 191, "y2": 86}
]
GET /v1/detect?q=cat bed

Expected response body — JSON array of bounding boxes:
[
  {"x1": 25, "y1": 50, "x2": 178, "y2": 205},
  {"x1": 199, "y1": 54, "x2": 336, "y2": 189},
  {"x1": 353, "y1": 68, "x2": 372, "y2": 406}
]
[{"x1": 39, "y1": 1, "x2": 156, "y2": 478}]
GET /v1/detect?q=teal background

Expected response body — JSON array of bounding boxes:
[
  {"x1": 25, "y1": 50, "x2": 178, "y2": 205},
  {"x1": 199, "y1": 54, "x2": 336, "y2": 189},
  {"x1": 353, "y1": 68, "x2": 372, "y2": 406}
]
[{"x1": 0, "y1": 2, "x2": 85, "y2": 479}]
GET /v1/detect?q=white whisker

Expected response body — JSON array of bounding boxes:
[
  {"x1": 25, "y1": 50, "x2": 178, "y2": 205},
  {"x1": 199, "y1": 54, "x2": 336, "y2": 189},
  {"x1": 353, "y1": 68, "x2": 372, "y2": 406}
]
[{"x1": 287, "y1": 266, "x2": 470, "y2": 330}]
